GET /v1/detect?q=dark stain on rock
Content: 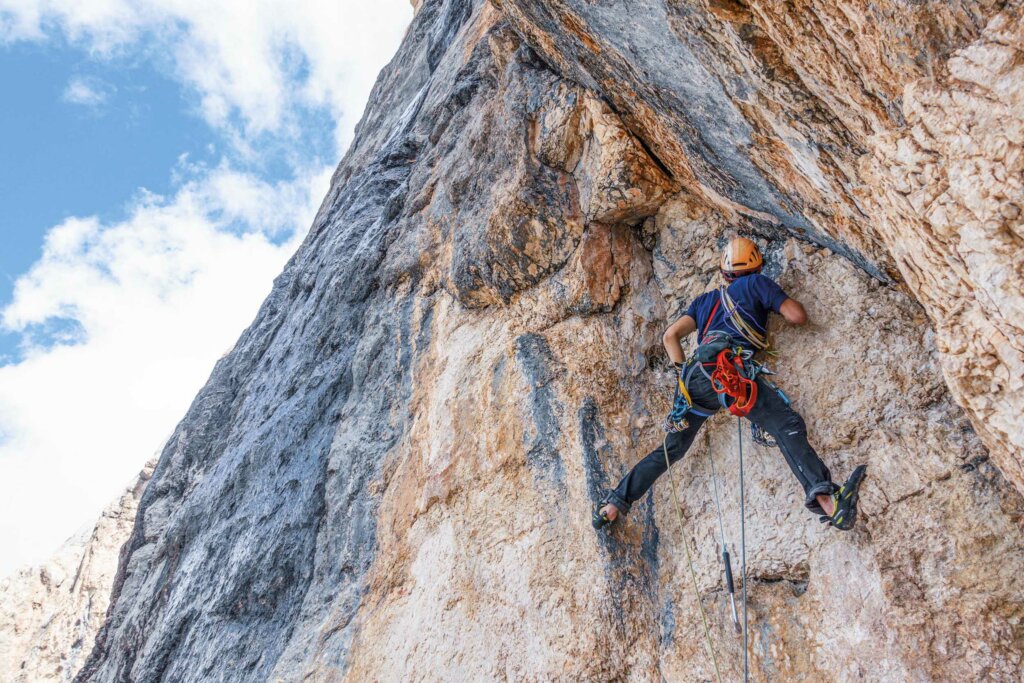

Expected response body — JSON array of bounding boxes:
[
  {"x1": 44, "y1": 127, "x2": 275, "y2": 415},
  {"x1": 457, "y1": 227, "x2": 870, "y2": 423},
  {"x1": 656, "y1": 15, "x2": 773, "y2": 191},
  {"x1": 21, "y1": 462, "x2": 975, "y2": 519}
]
[{"x1": 515, "y1": 333, "x2": 565, "y2": 487}]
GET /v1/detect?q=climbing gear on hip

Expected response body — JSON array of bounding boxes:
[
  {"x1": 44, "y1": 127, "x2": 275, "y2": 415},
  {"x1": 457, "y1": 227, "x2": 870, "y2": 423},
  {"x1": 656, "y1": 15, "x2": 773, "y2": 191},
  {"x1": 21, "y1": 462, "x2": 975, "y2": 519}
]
[
  {"x1": 664, "y1": 361, "x2": 715, "y2": 432},
  {"x1": 663, "y1": 313, "x2": 729, "y2": 432},
  {"x1": 821, "y1": 465, "x2": 868, "y2": 531},
  {"x1": 710, "y1": 347, "x2": 758, "y2": 417},
  {"x1": 750, "y1": 422, "x2": 775, "y2": 447},
  {"x1": 720, "y1": 236, "x2": 763, "y2": 281}
]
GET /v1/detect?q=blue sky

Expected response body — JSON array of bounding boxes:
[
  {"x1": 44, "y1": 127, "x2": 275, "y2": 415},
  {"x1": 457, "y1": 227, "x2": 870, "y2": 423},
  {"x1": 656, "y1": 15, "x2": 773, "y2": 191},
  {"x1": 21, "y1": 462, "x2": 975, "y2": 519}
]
[
  {"x1": 1, "y1": 43, "x2": 220, "y2": 359},
  {"x1": 0, "y1": 0, "x2": 412, "y2": 575}
]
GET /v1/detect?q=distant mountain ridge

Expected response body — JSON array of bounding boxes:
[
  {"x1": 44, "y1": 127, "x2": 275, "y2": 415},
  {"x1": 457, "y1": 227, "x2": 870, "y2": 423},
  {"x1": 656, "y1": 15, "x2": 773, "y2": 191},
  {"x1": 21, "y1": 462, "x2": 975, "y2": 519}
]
[{"x1": 0, "y1": 462, "x2": 153, "y2": 682}]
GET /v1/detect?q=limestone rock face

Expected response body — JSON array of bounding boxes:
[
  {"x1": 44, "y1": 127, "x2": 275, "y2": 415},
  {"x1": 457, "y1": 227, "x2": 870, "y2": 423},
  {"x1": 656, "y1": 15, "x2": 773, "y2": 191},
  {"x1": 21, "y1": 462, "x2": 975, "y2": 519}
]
[
  {"x1": 68, "y1": 1, "x2": 1023, "y2": 682},
  {"x1": 862, "y1": 9, "x2": 1024, "y2": 488},
  {"x1": 0, "y1": 463, "x2": 153, "y2": 682},
  {"x1": 496, "y1": 0, "x2": 1024, "y2": 499}
]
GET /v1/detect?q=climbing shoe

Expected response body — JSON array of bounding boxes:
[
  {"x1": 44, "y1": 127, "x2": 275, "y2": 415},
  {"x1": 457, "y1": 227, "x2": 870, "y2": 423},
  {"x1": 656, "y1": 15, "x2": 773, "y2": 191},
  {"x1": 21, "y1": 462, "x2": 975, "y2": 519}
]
[
  {"x1": 821, "y1": 465, "x2": 867, "y2": 531},
  {"x1": 592, "y1": 504, "x2": 614, "y2": 530},
  {"x1": 592, "y1": 494, "x2": 625, "y2": 530},
  {"x1": 751, "y1": 422, "x2": 776, "y2": 448}
]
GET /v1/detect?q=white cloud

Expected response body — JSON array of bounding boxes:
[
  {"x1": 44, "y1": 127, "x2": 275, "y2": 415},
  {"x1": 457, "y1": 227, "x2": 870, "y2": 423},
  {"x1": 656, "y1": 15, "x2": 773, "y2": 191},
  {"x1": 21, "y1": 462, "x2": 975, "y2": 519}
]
[
  {"x1": 0, "y1": 163, "x2": 333, "y2": 575},
  {"x1": 62, "y1": 75, "x2": 112, "y2": 107},
  {"x1": 0, "y1": 0, "x2": 413, "y2": 154},
  {"x1": 0, "y1": 0, "x2": 412, "y2": 575}
]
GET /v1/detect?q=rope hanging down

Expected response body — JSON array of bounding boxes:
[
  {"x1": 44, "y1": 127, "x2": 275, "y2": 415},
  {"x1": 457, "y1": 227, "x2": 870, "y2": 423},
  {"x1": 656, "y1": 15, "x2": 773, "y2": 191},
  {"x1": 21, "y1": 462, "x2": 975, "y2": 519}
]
[
  {"x1": 738, "y1": 418, "x2": 750, "y2": 683},
  {"x1": 707, "y1": 434, "x2": 741, "y2": 634},
  {"x1": 662, "y1": 437, "x2": 724, "y2": 683},
  {"x1": 662, "y1": 427, "x2": 752, "y2": 682}
]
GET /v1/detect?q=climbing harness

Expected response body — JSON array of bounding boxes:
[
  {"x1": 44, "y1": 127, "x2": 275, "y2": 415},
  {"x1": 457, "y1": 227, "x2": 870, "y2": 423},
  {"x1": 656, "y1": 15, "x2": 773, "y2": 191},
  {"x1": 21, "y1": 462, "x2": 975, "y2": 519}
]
[
  {"x1": 662, "y1": 437, "x2": 724, "y2": 683},
  {"x1": 664, "y1": 285, "x2": 776, "y2": 431}
]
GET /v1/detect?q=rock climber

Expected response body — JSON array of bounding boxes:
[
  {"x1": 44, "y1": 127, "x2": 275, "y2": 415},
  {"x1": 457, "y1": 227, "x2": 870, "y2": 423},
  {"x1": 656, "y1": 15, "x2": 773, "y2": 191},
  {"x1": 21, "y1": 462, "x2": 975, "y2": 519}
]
[{"x1": 594, "y1": 237, "x2": 866, "y2": 531}]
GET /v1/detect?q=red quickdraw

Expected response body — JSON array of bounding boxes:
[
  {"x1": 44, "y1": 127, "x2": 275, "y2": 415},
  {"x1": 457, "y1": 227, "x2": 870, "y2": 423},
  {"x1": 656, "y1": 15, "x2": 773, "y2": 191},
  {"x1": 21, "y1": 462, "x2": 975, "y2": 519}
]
[{"x1": 710, "y1": 349, "x2": 758, "y2": 417}]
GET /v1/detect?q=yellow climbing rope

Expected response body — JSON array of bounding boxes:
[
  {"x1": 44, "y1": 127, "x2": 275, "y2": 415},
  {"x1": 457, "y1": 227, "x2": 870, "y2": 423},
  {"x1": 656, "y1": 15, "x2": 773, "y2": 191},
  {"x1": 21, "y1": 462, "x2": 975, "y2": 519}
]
[
  {"x1": 662, "y1": 437, "x2": 724, "y2": 683},
  {"x1": 719, "y1": 285, "x2": 769, "y2": 352}
]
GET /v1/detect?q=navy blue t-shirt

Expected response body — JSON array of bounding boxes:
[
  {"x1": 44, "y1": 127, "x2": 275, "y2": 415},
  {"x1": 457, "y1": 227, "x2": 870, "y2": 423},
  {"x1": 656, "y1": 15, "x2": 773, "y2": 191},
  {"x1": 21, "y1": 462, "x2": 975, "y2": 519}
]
[{"x1": 685, "y1": 273, "x2": 789, "y2": 349}]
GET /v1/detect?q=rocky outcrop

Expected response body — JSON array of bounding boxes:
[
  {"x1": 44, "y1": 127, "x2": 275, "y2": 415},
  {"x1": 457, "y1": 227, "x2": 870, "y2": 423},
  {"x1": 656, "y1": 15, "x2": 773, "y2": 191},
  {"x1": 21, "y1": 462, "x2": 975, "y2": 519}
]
[
  {"x1": 862, "y1": 9, "x2": 1024, "y2": 487},
  {"x1": 495, "y1": 0, "x2": 1024, "y2": 498},
  {"x1": 70, "y1": 1, "x2": 1023, "y2": 681},
  {"x1": 0, "y1": 463, "x2": 152, "y2": 682}
]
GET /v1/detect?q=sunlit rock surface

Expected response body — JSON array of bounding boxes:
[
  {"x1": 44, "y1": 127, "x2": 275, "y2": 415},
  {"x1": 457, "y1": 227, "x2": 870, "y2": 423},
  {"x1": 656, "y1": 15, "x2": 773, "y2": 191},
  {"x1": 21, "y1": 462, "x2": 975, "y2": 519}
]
[
  {"x1": 0, "y1": 464, "x2": 152, "y2": 682},
  {"x1": 63, "y1": 1, "x2": 1023, "y2": 681}
]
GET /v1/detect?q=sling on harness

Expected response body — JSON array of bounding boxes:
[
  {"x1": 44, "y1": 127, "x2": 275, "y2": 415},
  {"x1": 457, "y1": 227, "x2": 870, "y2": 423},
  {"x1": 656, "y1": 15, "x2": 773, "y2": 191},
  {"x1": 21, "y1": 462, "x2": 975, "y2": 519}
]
[{"x1": 717, "y1": 284, "x2": 769, "y2": 352}]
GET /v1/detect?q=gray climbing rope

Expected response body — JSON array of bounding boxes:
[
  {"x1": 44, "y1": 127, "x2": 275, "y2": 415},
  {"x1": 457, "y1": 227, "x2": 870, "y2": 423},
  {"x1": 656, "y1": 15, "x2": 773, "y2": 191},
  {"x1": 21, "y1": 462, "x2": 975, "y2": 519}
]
[
  {"x1": 707, "y1": 434, "x2": 741, "y2": 634},
  {"x1": 738, "y1": 417, "x2": 750, "y2": 682},
  {"x1": 663, "y1": 437, "x2": 724, "y2": 683}
]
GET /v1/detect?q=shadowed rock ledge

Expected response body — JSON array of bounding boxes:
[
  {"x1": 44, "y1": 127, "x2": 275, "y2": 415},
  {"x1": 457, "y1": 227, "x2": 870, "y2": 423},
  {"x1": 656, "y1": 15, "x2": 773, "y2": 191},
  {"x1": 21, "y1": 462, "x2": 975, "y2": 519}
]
[{"x1": 59, "y1": 1, "x2": 1024, "y2": 681}]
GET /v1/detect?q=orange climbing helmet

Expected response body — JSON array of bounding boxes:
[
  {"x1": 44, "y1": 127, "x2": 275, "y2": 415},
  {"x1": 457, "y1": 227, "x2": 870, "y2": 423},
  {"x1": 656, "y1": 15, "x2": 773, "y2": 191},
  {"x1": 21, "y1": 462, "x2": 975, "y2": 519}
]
[{"x1": 720, "y1": 237, "x2": 763, "y2": 281}]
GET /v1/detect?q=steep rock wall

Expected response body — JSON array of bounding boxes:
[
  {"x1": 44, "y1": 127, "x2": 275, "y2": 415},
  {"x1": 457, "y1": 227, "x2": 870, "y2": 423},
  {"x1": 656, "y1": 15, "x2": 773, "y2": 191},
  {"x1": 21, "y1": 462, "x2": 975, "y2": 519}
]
[
  {"x1": 75, "y1": 1, "x2": 1023, "y2": 681},
  {"x1": 496, "y1": 0, "x2": 1024, "y2": 495},
  {"x1": 0, "y1": 464, "x2": 152, "y2": 681}
]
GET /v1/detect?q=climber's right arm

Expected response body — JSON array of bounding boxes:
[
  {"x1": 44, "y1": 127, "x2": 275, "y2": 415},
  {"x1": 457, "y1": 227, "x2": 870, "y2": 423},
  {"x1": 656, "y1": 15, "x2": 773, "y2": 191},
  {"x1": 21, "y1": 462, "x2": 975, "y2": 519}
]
[
  {"x1": 662, "y1": 315, "x2": 697, "y2": 365},
  {"x1": 779, "y1": 298, "x2": 808, "y2": 325}
]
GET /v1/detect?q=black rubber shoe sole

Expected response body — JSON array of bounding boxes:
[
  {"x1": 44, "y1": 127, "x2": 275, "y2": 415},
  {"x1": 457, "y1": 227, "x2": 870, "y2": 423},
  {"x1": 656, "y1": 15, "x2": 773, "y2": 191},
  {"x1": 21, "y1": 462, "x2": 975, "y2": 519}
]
[
  {"x1": 830, "y1": 465, "x2": 867, "y2": 531},
  {"x1": 592, "y1": 508, "x2": 612, "y2": 530}
]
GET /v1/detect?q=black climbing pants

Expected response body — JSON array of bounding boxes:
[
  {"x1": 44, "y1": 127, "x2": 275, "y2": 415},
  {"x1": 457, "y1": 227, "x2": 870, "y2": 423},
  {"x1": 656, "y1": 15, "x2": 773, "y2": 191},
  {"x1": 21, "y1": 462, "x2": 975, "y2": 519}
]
[{"x1": 608, "y1": 370, "x2": 837, "y2": 516}]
